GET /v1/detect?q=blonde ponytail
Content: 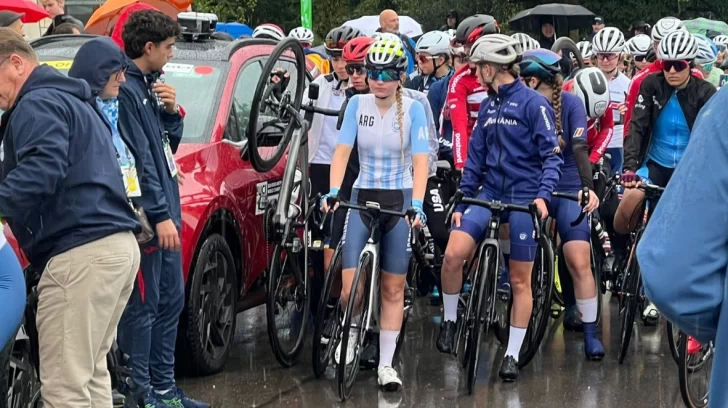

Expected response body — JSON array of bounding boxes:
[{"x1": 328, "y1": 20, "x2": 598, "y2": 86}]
[{"x1": 396, "y1": 85, "x2": 405, "y2": 164}]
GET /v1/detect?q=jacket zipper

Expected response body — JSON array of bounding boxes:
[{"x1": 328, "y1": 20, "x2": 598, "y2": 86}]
[{"x1": 495, "y1": 98, "x2": 506, "y2": 196}]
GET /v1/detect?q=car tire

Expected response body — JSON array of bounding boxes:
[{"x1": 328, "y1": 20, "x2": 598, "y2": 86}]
[{"x1": 182, "y1": 233, "x2": 238, "y2": 376}]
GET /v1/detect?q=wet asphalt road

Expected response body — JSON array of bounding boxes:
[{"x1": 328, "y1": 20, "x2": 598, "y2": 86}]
[{"x1": 177, "y1": 293, "x2": 687, "y2": 408}]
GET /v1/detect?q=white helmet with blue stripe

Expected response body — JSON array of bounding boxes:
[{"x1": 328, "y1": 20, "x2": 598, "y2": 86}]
[{"x1": 694, "y1": 34, "x2": 718, "y2": 64}]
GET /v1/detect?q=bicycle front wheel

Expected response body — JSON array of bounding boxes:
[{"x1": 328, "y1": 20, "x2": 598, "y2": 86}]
[
  {"x1": 666, "y1": 320, "x2": 681, "y2": 365},
  {"x1": 467, "y1": 247, "x2": 497, "y2": 395},
  {"x1": 518, "y1": 235, "x2": 555, "y2": 368},
  {"x1": 678, "y1": 332, "x2": 712, "y2": 408},
  {"x1": 618, "y1": 243, "x2": 642, "y2": 364},
  {"x1": 246, "y1": 38, "x2": 306, "y2": 172},
  {"x1": 266, "y1": 243, "x2": 310, "y2": 367},
  {"x1": 312, "y1": 244, "x2": 343, "y2": 378},
  {"x1": 336, "y1": 252, "x2": 372, "y2": 401}
]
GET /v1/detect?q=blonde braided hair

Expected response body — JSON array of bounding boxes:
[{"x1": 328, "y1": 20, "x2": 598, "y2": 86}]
[
  {"x1": 395, "y1": 85, "x2": 405, "y2": 164},
  {"x1": 551, "y1": 74, "x2": 565, "y2": 149}
]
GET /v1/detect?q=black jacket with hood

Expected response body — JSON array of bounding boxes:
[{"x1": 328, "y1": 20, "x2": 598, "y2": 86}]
[
  {"x1": 117, "y1": 55, "x2": 184, "y2": 228},
  {"x1": 623, "y1": 72, "x2": 717, "y2": 172},
  {"x1": 0, "y1": 64, "x2": 139, "y2": 267}
]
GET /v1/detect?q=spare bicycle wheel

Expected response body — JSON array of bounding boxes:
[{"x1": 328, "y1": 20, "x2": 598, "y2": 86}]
[
  {"x1": 246, "y1": 38, "x2": 306, "y2": 173},
  {"x1": 678, "y1": 332, "x2": 712, "y2": 408}
]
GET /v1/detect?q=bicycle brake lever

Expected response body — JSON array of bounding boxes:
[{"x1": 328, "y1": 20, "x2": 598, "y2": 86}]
[
  {"x1": 570, "y1": 187, "x2": 590, "y2": 227},
  {"x1": 528, "y1": 202, "x2": 542, "y2": 240}
]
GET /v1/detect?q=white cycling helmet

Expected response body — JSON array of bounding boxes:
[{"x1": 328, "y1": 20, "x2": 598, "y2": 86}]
[
  {"x1": 576, "y1": 41, "x2": 593, "y2": 60},
  {"x1": 625, "y1": 34, "x2": 652, "y2": 56},
  {"x1": 572, "y1": 67, "x2": 610, "y2": 119},
  {"x1": 694, "y1": 34, "x2": 717, "y2": 64},
  {"x1": 658, "y1": 30, "x2": 697, "y2": 61},
  {"x1": 289, "y1": 27, "x2": 314, "y2": 44},
  {"x1": 511, "y1": 32, "x2": 540, "y2": 52},
  {"x1": 712, "y1": 34, "x2": 728, "y2": 50},
  {"x1": 592, "y1": 27, "x2": 625, "y2": 53},
  {"x1": 372, "y1": 32, "x2": 401, "y2": 44},
  {"x1": 469, "y1": 34, "x2": 522, "y2": 65},
  {"x1": 253, "y1": 24, "x2": 285, "y2": 41},
  {"x1": 651, "y1": 17, "x2": 685, "y2": 42},
  {"x1": 367, "y1": 39, "x2": 408, "y2": 70},
  {"x1": 416, "y1": 31, "x2": 451, "y2": 55},
  {"x1": 446, "y1": 29, "x2": 457, "y2": 41}
]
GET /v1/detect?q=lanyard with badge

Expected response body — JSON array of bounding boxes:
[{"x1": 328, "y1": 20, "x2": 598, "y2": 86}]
[
  {"x1": 118, "y1": 145, "x2": 142, "y2": 198},
  {"x1": 148, "y1": 76, "x2": 179, "y2": 178}
]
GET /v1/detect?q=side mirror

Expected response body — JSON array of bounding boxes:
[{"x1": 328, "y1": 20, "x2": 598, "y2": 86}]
[{"x1": 308, "y1": 83, "x2": 320, "y2": 101}]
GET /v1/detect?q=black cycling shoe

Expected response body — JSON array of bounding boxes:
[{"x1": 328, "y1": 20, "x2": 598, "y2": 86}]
[
  {"x1": 562, "y1": 305, "x2": 583, "y2": 332},
  {"x1": 499, "y1": 355, "x2": 519, "y2": 382},
  {"x1": 436, "y1": 321, "x2": 456, "y2": 354}
]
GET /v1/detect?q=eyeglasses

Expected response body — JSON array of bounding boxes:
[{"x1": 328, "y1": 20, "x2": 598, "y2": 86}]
[
  {"x1": 662, "y1": 60, "x2": 689, "y2": 73},
  {"x1": 115, "y1": 66, "x2": 129, "y2": 81},
  {"x1": 596, "y1": 53, "x2": 619, "y2": 61},
  {"x1": 345, "y1": 64, "x2": 366, "y2": 75},
  {"x1": 634, "y1": 55, "x2": 646, "y2": 62},
  {"x1": 417, "y1": 54, "x2": 436, "y2": 64},
  {"x1": 366, "y1": 68, "x2": 401, "y2": 82},
  {"x1": 717, "y1": 44, "x2": 727, "y2": 52}
]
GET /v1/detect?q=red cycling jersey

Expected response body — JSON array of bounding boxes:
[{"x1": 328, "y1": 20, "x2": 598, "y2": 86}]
[
  {"x1": 444, "y1": 65, "x2": 487, "y2": 169},
  {"x1": 563, "y1": 79, "x2": 613, "y2": 164},
  {"x1": 623, "y1": 60, "x2": 704, "y2": 138}
]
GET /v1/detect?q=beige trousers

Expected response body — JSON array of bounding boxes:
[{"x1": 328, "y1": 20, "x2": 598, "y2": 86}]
[{"x1": 36, "y1": 231, "x2": 140, "y2": 408}]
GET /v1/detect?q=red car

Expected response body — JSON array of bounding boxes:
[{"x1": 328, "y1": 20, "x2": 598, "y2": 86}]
[{"x1": 6, "y1": 33, "x2": 314, "y2": 375}]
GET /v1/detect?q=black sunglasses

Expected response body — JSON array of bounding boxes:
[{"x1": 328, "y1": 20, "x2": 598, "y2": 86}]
[
  {"x1": 345, "y1": 64, "x2": 366, "y2": 75},
  {"x1": 634, "y1": 55, "x2": 646, "y2": 62},
  {"x1": 663, "y1": 60, "x2": 689, "y2": 73}
]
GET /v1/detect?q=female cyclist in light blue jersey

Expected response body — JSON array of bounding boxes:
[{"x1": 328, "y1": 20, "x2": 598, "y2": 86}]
[
  {"x1": 0, "y1": 226, "x2": 27, "y2": 387},
  {"x1": 519, "y1": 49, "x2": 605, "y2": 360},
  {"x1": 321, "y1": 39, "x2": 430, "y2": 391}
]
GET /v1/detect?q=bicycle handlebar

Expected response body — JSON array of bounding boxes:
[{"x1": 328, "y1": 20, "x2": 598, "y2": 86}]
[
  {"x1": 552, "y1": 187, "x2": 590, "y2": 227},
  {"x1": 446, "y1": 190, "x2": 542, "y2": 241},
  {"x1": 325, "y1": 196, "x2": 418, "y2": 223}
]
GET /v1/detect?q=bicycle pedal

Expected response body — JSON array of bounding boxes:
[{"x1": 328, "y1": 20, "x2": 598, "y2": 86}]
[{"x1": 309, "y1": 239, "x2": 324, "y2": 251}]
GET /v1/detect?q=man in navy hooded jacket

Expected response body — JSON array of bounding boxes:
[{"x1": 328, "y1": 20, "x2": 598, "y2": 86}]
[
  {"x1": 115, "y1": 10, "x2": 209, "y2": 408},
  {"x1": 0, "y1": 28, "x2": 141, "y2": 407}
]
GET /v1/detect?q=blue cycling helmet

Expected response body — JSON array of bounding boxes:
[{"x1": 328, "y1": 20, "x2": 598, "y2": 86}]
[
  {"x1": 518, "y1": 49, "x2": 562, "y2": 81},
  {"x1": 693, "y1": 34, "x2": 718, "y2": 65}
]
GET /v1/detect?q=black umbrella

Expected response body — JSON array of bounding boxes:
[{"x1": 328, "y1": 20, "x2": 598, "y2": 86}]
[{"x1": 509, "y1": 3, "x2": 595, "y2": 34}]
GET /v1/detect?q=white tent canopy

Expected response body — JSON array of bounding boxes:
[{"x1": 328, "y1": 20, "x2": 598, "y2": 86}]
[{"x1": 342, "y1": 15, "x2": 423, "y2": 37}]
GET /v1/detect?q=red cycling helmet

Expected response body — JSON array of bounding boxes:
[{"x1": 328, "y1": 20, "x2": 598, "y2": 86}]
[
  {"x1": 343, "y1": 36, "x2": 375, "y2": 62},
  {"x1": 453, "y1": 14, "x2": 499, "y2": 46}
]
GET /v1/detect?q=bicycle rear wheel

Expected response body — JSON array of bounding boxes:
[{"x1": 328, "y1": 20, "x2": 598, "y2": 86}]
[
  {"x1": 266, "y1": 242, "x2": 310, "y2": 367},
  {"x1": 618, "y1": 238, "x2": 642, "y2": 364},
  {"x1": 678, "y1": 332, "x2": 712, "y2": 408},
  {"x1": 336, "y1": 252, "x2": 372, "y2": 401},
  {"x1": 312, "y1": 245, "x2": 343, "y2": 378},
  {"x1": 246, "y1": 38, "x2": 306, "y2": 172}
]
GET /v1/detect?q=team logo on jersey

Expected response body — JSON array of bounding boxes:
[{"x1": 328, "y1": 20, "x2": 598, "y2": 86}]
[
  {"x1": 638, "y1": 94, "x2": 644, "y2": 103},
  {"x1": 540, "y1": 105, "x2": 553, "y2": 131},
  {"x1": 573, "y1": 127, "x2": 584, "y2": 139},
  {"x1": 595, "y1": 101, "x2": 608, "y2": 117},
  {"x1": 393, "y1": 120, "x2": 401, "y2": 132}
]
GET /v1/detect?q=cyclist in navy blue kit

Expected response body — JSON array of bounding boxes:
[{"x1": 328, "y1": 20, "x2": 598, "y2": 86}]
[
  {"x1": 436, "y1": 34, "x2": 563, "y2": 382},
  {"x1": 519, "y1": 49, "x2": 605, "y2": 360},
  {"x1": 320, "y1": 39, "x2": 430, "y2": 391}
]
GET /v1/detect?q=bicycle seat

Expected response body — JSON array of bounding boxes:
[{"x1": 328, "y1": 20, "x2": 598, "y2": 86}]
[{"x1": 436, "y1": 160, "x2": 452, "y2": 171}]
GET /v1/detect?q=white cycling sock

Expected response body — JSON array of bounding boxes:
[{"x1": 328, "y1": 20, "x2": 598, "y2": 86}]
[
  {"x1": 576, "y1": 296, "x2": 598, "y2": 324},
  {"x1": 379, "y1": 330, "x2": 399, "y2": 368},
  {"x1": 505, "y1": 326, "x2": 527, "y2": 361},
  {"x1": 499, "y1": 239, "x2": 511, "y2": 255},
  {"x1": 443, "y1": 293, "x2": 459, "y2": 323}
]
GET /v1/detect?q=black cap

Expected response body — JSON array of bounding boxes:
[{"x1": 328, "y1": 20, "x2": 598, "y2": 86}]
[
  {"x1": 447, "y1": 9, "x2": 458, "y2": 19},
  {"x1": 593, "y1": 16, "x2": 604, "y2": 25},
  {"x1": 0, "y1": 11, "x2": 24, "y2": 28}
]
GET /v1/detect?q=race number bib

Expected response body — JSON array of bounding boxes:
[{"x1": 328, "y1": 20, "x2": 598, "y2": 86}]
[{"x1": 163, "y1": 139, "x2": 178, "y2": 177}]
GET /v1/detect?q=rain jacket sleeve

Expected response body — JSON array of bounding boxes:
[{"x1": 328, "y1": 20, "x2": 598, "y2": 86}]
[
  {"x1": 0, "y1": 99, "x2": 69, "y2": 218},
  {"x1": 589, "y1": 114, "x2": 613, "y2": 164},
  {"x1": 118, "y1": 89, "x2": 171, "y2": 225},
  {"x1": 528, "y1": 99, "x2": 562, "y2": 202},
  {"x1": 455, "y1": 104, "x2": 488, "y2": 214},
  {"x1": 623, "y1": 76, "x2": 655, "y2": 172},
  {"x1": 448, "y1": 73, "x2": 471, "y2": 169}
]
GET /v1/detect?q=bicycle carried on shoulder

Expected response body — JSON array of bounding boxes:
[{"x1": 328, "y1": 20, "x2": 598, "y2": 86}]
[
  {"x1": 244, "y1": 38, "x2": 346, "y2": 367},
  {"x1": 447, "y1": 191, "x2": 546, "y2": 394}
]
